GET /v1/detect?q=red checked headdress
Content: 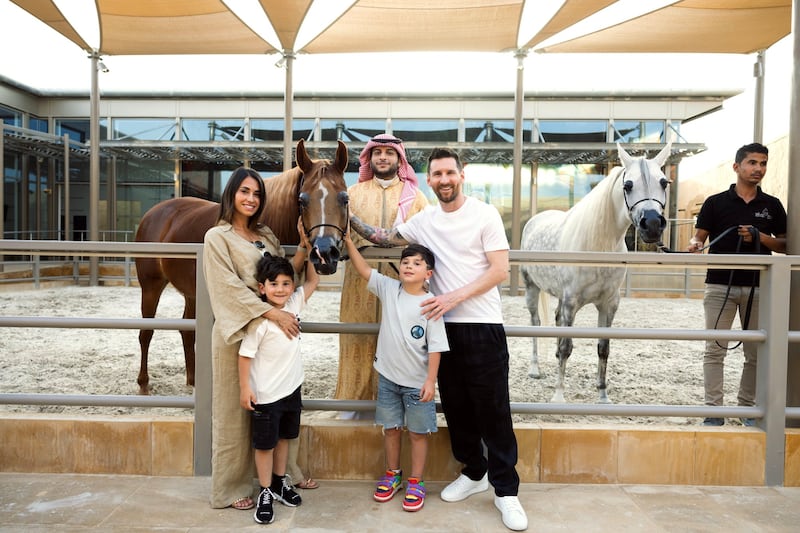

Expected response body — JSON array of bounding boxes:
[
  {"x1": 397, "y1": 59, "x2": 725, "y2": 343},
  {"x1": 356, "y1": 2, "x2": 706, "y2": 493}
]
[{"x1": 358, "y1": 134, "x2": 419, "y2": 225}]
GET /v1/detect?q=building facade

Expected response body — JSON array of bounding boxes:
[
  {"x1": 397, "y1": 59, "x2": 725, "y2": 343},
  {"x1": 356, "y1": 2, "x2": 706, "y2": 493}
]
[{"x1": 1, "y1": 79, "x2": 731, "y2": 246}]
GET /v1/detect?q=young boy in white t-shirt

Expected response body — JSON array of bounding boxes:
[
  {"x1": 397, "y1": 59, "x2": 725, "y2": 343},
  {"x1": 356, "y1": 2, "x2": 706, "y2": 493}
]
[
  {"x1": 344, "y1": 233, "x2": 449, "y2": 512},
  {"x1": 238, "y1": 252, "x2": 319, "y2": 524}
]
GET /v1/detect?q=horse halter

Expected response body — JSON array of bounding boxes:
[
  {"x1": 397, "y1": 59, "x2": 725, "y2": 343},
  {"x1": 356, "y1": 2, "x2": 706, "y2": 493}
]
[
  {"x1": 297, "y1": 167, "x2": 350, "y2": 240},
  {"x1": 621, "y1": 158, "x2": 668, "y2": 222}
]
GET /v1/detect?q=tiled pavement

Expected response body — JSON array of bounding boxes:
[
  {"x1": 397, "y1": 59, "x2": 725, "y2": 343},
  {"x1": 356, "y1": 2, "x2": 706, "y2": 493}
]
[{"x1": 3, "y1": 473, "x2": 800, "y2": 532}]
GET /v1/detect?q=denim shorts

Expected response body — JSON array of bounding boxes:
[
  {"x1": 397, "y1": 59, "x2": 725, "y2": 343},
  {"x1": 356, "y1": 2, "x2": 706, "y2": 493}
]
[{"x1": 375, "y1": 373, "x2": 437, "y2": 434}]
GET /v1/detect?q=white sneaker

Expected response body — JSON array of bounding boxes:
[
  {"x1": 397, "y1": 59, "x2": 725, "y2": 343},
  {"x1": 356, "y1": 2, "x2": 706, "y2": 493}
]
[
  {"x1": 440, "y1": 473, "x2": 489, "y2": 502},
  {"x1": 494, "y1": 495, "x2": 528, "y2": 531}
]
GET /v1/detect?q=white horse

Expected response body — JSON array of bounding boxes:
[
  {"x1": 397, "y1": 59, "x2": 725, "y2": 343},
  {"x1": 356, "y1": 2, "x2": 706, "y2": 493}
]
[{"x1": 521, "y1": 143, "x2": 671, "y2": 403}]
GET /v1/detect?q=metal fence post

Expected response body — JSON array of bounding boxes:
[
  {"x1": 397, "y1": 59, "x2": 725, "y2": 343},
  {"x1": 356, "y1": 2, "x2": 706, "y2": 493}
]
[
  {"x1": 124, "y1": 255, "x2": 132, "y2": 286},
  {"x1": 193, "y1": 245, "x2": 213, "y2": 476},
  {"x1": 33, "y1": 256, "x2": 40, "y2": 289},
  {"x1": 758, "y1": 258, "x2": 791, "y2": 486}
]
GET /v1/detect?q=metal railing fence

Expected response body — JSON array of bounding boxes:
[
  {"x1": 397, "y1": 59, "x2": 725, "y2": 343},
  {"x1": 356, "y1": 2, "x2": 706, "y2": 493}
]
[{"x1": 1, "y1": 240, "x2": 799, "y2": 485}]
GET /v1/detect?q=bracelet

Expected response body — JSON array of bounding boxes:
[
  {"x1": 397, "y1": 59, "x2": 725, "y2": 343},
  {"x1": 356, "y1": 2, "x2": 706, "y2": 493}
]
[{"x1": 296, "y1": 245, "x2": 307, "y2": 254}]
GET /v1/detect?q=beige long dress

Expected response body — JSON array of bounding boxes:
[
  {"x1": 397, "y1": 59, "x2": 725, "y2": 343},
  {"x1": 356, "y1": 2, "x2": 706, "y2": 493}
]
[
  {"x1": 203, "y1": 221, "x2": 283, "y2": 508},
  {"x1": 336, "y1": 178, "x2": 428, "y2": 401}
]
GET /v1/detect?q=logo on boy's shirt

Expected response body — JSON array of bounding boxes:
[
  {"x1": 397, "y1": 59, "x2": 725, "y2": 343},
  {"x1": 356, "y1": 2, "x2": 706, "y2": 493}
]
[
  {"x1": 754, "y1": 208, "x2": 772, "y2": 220},
  {"x1": 410, "y1": 325, "x2": 424, "y2": 339}
]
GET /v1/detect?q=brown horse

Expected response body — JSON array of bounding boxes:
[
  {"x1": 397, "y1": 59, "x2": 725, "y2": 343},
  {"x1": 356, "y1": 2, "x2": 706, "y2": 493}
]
[{"x1": 134, "y1": 139, "x2": 349, "y2": 394}]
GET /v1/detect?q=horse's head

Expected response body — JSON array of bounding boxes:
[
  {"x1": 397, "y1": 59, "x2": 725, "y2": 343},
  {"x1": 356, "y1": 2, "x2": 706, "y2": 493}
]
[
  {"x1": 617, "y1": 143, "x2": 671, "y2": 244},
  {"x1": 296, "y1": 139, "x2": 349, "y2": 275}
]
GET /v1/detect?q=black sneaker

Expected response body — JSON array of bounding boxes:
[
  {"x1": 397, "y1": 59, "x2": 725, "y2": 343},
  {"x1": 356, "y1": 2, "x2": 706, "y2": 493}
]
[
  {"x1": 272, "y1": 476, "x2": 302, "y2": 507},
  {"x1": 254, "y1": 487, "x2": 275, "y2": 524}
]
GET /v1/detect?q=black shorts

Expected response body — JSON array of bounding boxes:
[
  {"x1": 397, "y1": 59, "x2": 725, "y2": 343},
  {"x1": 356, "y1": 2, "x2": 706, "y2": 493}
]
[{"x1": 251, "y1": 386, "x2": 302, "y2": 451}]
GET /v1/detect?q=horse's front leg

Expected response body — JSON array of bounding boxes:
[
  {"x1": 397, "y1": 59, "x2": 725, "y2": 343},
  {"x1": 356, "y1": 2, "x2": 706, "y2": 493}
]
[
  {"x1": 181, "y1": 297, "x2": 197, "y2": 387},
  {"x1": 551, "y1": 299, "x2": 576, "y2": 403},
  {"x1": 525, "y1": 283, "x2": 543, "y2": 378},
  {"x1": 595, "y1": 300, "x2": 619, "y2": 404},
  {"x1": 596, "y1": 338, "x2": 610, "y2": 404}
]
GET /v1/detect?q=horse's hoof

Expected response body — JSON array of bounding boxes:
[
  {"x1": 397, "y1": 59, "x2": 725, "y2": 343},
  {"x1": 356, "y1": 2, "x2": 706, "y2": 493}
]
[{"x1": 528, "y1": 368, "x2": 542, "y2": 379}]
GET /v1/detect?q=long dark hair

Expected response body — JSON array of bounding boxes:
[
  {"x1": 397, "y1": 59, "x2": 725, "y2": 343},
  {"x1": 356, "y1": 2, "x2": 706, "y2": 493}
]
[{"x1": 218, "y1": 167, "x2": 266, "y2": 230}]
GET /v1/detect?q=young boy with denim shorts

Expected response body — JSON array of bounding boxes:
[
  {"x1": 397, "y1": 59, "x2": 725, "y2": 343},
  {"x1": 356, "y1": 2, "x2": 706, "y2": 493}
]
[
  {"x1": 238, "y1": 252, "x2": 318, "y2": 524},
  {"x1": 344, "y1": 234, "x2": 449, "y2": 512}
]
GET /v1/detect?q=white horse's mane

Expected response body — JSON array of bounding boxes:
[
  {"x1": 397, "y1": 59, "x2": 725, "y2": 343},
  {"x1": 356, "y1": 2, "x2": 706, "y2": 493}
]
[{"x1": 559, "y1": 166, "x2": 626, "y2": 252}]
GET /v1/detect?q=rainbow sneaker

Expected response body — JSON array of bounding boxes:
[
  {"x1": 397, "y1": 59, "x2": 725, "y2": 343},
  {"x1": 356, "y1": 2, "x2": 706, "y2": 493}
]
[
  {"x1": 373, "y1": 470, "x2": 402, "y2": 502},
  {"x1": 402, "y1": 478, "x2": 426, "y2": 512}
]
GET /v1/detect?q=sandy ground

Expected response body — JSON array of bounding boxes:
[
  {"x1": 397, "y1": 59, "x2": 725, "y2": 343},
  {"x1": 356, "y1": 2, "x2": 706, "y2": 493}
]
[{"x1": 0, "y1": 285, "x2": 749, "y2": 425}]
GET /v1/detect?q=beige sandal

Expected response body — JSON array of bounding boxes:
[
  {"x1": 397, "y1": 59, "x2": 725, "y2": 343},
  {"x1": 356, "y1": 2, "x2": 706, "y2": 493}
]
[
  {"x1": 231, "y1": 496, "x2": 255, "y2": 510},
  {"x1": 296, "y1": 478, "x2": 319, "y2": 489}
]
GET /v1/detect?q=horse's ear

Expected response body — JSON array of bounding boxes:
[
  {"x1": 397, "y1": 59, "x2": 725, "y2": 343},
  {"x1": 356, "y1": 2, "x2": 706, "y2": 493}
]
[
  {"x1": 296, "y1": 138, "x2": 311, "y2": 172},
  {"x1": 653, "y1": 142, "x2": 672, "y2": 168},
  {"x1": 335, "y1": 140, "x2": 348, "y2": 172},
  {"x1": 617, "y1": 143, "x2": 634, "y2": 168}
]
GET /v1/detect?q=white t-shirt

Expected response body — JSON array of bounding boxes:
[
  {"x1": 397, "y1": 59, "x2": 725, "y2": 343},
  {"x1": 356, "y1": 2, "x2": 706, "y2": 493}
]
[
  {"x1": 238, "y1": 288, "x2": 306, "y2": 405},
  {"x1": 368, "y1": 271, "x2": 450, "y2": 388},
  {"x1": 397, "y1": 196, "x2": 508, "y2": 323}
]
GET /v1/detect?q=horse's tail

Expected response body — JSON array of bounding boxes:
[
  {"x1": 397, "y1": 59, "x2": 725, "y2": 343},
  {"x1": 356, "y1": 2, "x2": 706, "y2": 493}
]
[{"x1": 538, "y1": 291, "x2": 552, "y2": 327}]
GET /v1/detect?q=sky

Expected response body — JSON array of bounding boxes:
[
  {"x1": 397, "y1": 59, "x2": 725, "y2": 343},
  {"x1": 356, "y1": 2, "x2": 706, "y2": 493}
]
[{"x1": 0, "y1": 1, "x2": 793, "y2": 178}]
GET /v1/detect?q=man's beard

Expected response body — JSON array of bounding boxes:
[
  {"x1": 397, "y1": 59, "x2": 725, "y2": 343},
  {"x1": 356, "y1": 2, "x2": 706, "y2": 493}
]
[
  {"x1": 371, "y1": 162, "x2": 399, "y2": 180},
  {"x1": 435, "y1": 187, "x2": 458, "y2": 204}
]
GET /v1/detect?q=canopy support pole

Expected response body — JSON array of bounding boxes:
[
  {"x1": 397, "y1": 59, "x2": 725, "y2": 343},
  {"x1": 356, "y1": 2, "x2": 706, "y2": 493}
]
[
  {"x1": 753, "y1": 50, "x2": 766, "y2": 143},
  {"x1": 510, "y1": 49, "x2": 528, "y2": 295},
  {"x1": 785, "y1": 0, "x2": 800, "y2": 428},
  {"x1": 89, "y1": 50, "x2": 101, "y2": 284},
  {"x1": 281, "y1": 50, "x2": 296, "y2": 172}
]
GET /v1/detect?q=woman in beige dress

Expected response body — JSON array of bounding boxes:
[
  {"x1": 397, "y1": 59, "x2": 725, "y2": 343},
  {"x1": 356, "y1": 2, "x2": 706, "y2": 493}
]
[{"x1": 203, "y1": 167, "x2": 309, "y2": 509}]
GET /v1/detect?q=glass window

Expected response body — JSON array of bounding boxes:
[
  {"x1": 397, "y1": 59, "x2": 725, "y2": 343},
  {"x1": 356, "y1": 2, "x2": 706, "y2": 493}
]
[
  {"x1": 113, "y1": 118, "x2": 177, "y2": 141},
  {"x1": 459, "y1": 163, "x2": 533, "y2": 241},
  {"x1": 0, "y1": 105, "x2": 21, "y2": 126},
  {"x1": 249, "y1": 119, "x2": 315, "y2": 142},
  {"x1": 535, "y1": 163, "x2": 606, "y2": 211},
  {"x1": 180, "y1": 160, "x2": 242, "y2": 200},
  {"x1": 182, "y1": 119, "x2": 244, "y2": 141},
  {"x1": 612, "y1": 120, "x2": 665, "y2": 143},
  {"x1": 114, "y1": 159, "x2": 176, "y2": 237},
  {"x1": 29, "y1": 116, "x2": 48, "y2": 133},
  {"x1": 538, "y1": 120, "x2": 607, "y2": 143},
  {"x1": 392, "y1": 119, "x2": 458, "y2": 142},
  {"x1": 55, "y1": 119, "x2": 109, "y2": 143},
  {"x1": 464, "y1": 120, "x2": 517, "y2": 142},
  {"x1": 319, "y1": 119, "x2": 385, "y2": 142},
  {"x1": 56, "y1": 119, "x2": 99, "y2": 143}
]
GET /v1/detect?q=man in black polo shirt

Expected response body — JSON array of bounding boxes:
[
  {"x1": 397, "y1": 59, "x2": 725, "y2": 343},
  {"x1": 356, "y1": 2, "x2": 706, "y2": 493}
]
[{"x1": 688, "y1": 142, "x2": 787, "y2": 426}]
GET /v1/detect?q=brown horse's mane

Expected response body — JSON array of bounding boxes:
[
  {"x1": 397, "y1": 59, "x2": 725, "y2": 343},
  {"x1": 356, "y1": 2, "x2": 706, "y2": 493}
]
[{"x1": 261, "y1": 167, "x2": 303, "y2": 245}]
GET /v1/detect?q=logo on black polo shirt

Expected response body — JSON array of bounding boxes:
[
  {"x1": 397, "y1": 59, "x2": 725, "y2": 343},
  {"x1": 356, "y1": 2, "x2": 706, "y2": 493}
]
[
  {"x1": 754, "y1": 208, "x2": 772, "y2": 220},
  {"x1": 410, "y1": 325, "x2": 424, "y2": 339}
]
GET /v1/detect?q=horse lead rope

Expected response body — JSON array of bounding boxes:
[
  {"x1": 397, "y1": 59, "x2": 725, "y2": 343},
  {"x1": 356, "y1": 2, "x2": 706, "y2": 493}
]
[{"x1": 658, "y1": 225, "x2": 760, "y2": 350}]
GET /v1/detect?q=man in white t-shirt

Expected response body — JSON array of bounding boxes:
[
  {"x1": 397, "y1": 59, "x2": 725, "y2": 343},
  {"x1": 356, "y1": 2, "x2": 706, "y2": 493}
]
[{"x1": 350, "y1": 147, "x2": 527, "y2": 531}]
